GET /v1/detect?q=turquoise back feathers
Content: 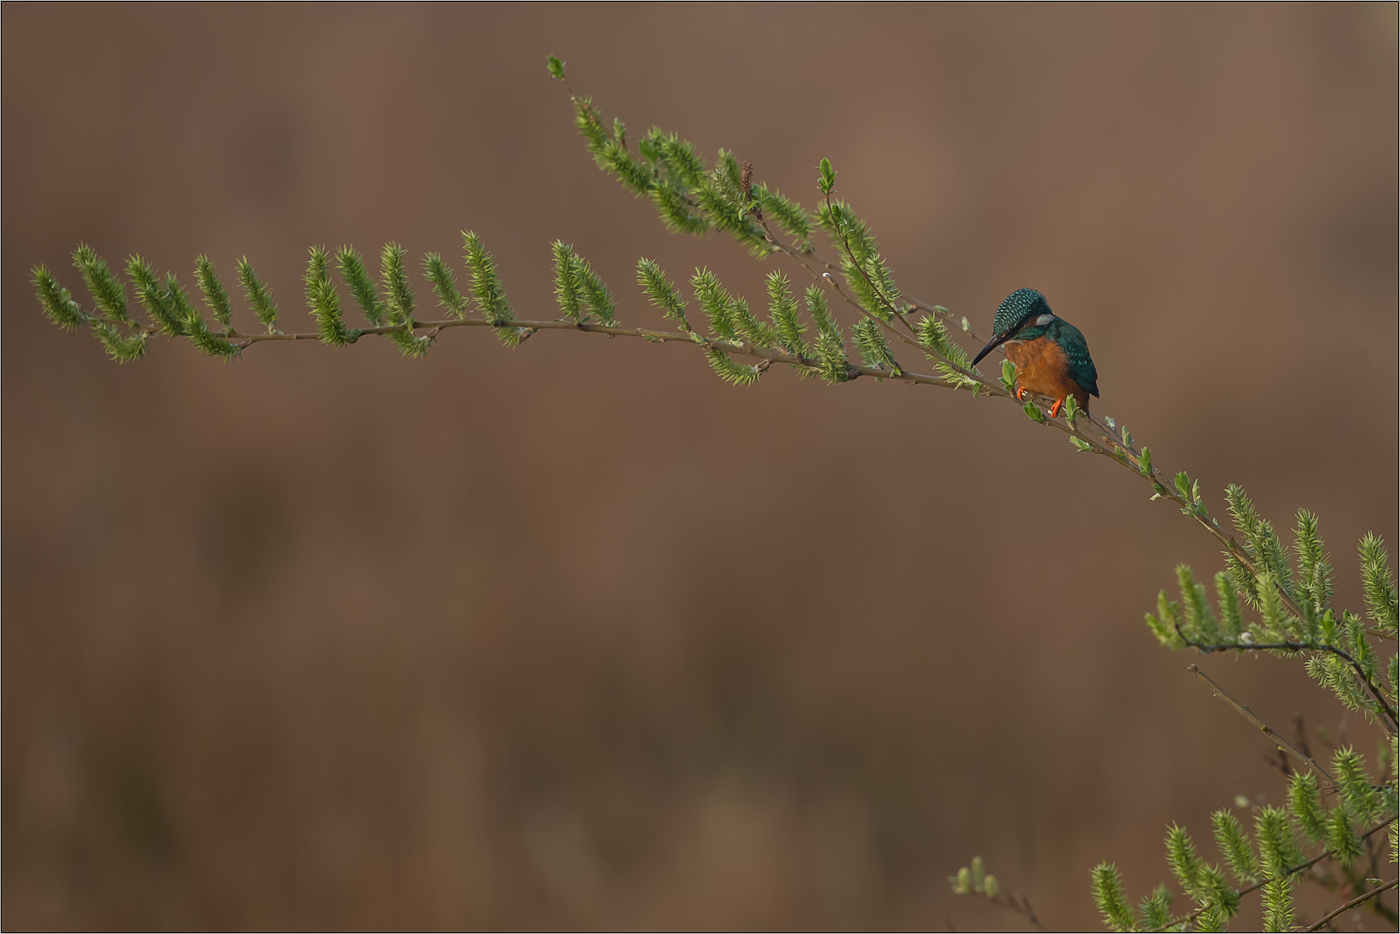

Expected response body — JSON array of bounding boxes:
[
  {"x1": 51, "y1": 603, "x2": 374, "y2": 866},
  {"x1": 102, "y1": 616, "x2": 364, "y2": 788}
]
[{"x1": 1044, "y1": 318, "x2": 1099, "y2": 397}]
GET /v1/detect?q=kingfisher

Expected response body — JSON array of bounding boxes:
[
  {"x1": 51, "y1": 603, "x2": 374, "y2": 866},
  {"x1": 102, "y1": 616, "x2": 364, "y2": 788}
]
[{"x1": 970, "y1": 288, "x2": 1099, "y2": 417}]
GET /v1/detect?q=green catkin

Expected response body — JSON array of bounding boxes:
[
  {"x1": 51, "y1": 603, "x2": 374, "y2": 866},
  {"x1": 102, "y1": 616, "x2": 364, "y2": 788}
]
[
  {"x1": 194, "y1": 255, "x2": 234, "y2": 325},
  {"x1": 636, "y1": 258, "x2": 690, "y2": 329},
  {"x1": 237, "y1": 257, "x2": 280, "y2": 331}
]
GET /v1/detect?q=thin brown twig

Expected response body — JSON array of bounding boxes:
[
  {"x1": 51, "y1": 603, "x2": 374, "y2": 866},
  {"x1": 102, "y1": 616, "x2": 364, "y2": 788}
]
[
  {"x1": 212, "y1": 314, "x2": 961, "y2": 387},
  {"x1": 1304, "y1": 878, "x2": 1397, "y2": 932},
  {"x1": 1186, "y1": 637, "x2": 1398, "y2": 733},
  {"x1": 998, "y1": 891, "x2": 1048, "y2": 932},
  {"x1": 1186, "y1": 664, "x2": 1337, "y2": 783},
  {"x1": 903, "y1": 296, "x2": 988, "y2": 344},
  {"x1": 951, "y1": 887, "x2": 1048, "y2": 931}
]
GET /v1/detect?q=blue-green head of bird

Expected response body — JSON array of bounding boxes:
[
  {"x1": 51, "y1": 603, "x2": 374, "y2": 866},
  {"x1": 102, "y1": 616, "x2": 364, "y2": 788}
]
[
  {"x1": 972, "y1": 288, "x2": 1054, "y2": 365},
  {"x1": 992, "y1": 287, "x2": 1053, "y2": 340}
]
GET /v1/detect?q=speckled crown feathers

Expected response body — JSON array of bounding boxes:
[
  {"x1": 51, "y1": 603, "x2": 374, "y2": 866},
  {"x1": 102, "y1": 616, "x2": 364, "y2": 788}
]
[{"x1": 993, "y1": 288, "x2": 1051, "y2": 335}]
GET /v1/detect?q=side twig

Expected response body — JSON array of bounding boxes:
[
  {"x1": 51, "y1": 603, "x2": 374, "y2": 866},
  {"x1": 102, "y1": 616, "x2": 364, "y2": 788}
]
[
  {"x1": 1303, "y1": 878, "x2": 1397, "y2": 932},
  {"x1": 996, "y1": 890, "x2": 1048, "y2": 932},
  {"x1": 1185, "y1": 637, "x2": 1398, "y2": 734},
  {"x1": 216, "y1": 314, "x2": 962, "y2": 387},
  {"x1": 1186, "y1": 664, "x2": 1336, "y2": 783}
]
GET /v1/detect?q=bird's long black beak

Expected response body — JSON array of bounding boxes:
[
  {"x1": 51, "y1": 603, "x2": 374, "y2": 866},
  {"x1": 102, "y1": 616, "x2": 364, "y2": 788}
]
[{"x1": 970, "y1": 331, "x2": 1010, "y2": 367}]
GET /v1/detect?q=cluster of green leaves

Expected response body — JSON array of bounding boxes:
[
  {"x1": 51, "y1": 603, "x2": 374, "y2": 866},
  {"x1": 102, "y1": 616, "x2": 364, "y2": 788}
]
[
  {"x1": 1144, "y1": 486, "x2": 1397, "y2": 733},
  {"x1": 558, "y1": 56, "x2": 774, "y2": 258},
  {"x1": 1093, "y1": 742, "x2": 1395, "y2": 932},
  {"x1": 1094, "y1": 485, "x2": 1397, "y2": 931},
  {"x1": 549, "y1": 59, "x2": 993, "y2": 392},
  {"x1": 557, "y1": 58, "x2": 816, "y2": 261},
  {"x1": 632, "y1": 257, "x2": 852, "y2": 386},
  {"x1": 816, "y1": 184, "x2": 901, "y2": 320},
  {"x1": 804, "y1": 282, "x2": 853, "y2": 384},
  {"x1": 34, "y1": 244, "x2": 247, "y2": 362},
  {"x1": 551, "y1": 241, "x2": 616, "y2": 326},
  {"x1": 41, "y1": 55, "x2": 985, "y2": 412},
  {"x1": 32, "y1": 232, "x2": 526, "y2": 360},
  {"x1": 916, "y1": 312, "x2": 978, "y2": 389}
]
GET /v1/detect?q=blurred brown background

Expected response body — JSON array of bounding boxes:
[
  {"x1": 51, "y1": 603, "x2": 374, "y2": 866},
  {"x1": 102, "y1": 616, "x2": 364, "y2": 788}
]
[{"x1": 3, "y1": 4, "x2": 1396, "y2": 930}]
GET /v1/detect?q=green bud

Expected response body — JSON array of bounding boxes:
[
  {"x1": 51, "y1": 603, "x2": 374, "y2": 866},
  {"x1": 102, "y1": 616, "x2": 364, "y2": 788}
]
[
  {"x1": 1063, "y1": 393, "x2": 1081, "y2": 426},
  {"x1": 546, "y1": 55, "x2": 565, "y2": 80},
  {"x1": 983, "y1": 875, "x2": 999, "y2": 899},
  {"x1": 1174, "y1": 472, "x2": 1192, "y2": 500},
  {"x1": 970, "y1": 856, "x2": 985, "y2": 890},
  {"x1": 817, "y1": 158, "x2": 836, "y2": 195}
]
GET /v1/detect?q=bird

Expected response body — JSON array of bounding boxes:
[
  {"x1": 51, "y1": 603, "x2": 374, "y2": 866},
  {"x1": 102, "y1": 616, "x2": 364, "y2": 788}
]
[{"x1": 970, "y1": 288, "x2": 1099, "y2": 417}]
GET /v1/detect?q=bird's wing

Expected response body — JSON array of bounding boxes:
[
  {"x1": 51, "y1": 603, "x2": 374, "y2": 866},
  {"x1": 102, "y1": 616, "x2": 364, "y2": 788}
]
[{"x1": 1054, "y1": 320, "x2": 1099, "y2": 397}]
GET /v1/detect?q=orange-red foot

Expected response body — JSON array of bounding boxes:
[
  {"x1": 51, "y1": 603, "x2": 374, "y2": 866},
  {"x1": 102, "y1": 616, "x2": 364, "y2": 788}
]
[
  {"x1": 1015, "y1": 387, "x2": 1026, "y2": 402},
  {"x1": 1050, "y1": 398, "x2": 1064, "y2": 418}
]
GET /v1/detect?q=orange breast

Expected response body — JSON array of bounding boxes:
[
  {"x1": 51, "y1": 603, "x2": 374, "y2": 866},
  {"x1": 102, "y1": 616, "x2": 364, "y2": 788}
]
[{"x1": 1004, "y1": 336, "x2": 1090, "y2": 410}]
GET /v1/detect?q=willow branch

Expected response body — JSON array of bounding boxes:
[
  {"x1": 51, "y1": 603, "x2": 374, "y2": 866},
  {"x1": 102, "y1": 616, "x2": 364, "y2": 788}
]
[
  {"x1": 993, "y1": 891, "x2": 1048, "y2": 932},
  {"x1": 1151, "y1": 816, "x2": 1398, "y2": 932},
  {"x1": 1186, "y1": 635, "x2": 1398, "y2": 733},
  {"x1": 1186, "y1": 664, "x2": 1337, "y2": 782},
  {"x1": 1305, "y1": 859, "x2": 1400, "y2": 925},
  {"x1": 1304, "y1": 878, "x2": 1397, "y2": 932},
  {"x1": 210, "y1": 313, "x2": 958, "y2": 387}
]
